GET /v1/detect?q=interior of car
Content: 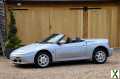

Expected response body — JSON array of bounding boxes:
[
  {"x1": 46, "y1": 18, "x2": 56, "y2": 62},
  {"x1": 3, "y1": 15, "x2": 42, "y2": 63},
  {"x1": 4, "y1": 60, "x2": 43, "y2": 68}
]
[
  {"x1": 66, "y1": 37, "x2": 84, "y2": 43},
  {"x1": 59, "y1": 37, "x2": 84, "y2": 44}
]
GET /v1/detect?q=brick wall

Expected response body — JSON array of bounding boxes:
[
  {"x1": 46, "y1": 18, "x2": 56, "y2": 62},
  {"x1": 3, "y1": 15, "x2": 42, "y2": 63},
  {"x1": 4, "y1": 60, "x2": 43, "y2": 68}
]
[{"x1": 0, "y1": 0, "x2": 5, "y2": 54}]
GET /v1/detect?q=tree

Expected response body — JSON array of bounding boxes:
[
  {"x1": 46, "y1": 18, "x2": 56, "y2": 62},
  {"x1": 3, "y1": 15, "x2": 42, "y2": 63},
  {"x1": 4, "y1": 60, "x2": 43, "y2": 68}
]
[{"x1": 5, "y1": 10, "x2": 21, "y2": 49}]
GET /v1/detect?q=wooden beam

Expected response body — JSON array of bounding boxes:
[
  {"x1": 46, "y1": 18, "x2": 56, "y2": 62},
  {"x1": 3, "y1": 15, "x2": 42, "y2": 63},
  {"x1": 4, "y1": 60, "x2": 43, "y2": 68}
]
[
  {"x1": 118, "y1": 6, "x2": 120, "y2": 47},
  {"x1": 83, "y1": 9, "x2": 88, "y2": 38},
  {"x1": 70, "y1": 7, "x2": 101, "y2": 10},
  {"x1": 6, "y1": 0, "x2": 119, "y2": 2}
]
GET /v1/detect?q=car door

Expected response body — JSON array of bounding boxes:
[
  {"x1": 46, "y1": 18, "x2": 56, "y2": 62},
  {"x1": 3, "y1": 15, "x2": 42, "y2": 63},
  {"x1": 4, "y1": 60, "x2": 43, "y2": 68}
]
[{"x1": 55, "y1": 41, "x2": 87, "y2": 61}]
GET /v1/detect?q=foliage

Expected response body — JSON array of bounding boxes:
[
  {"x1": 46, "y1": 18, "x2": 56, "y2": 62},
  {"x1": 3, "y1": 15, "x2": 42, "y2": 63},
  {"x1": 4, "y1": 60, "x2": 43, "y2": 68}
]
[{"x1": 5, "y1": 11, "x2": 21, "y2": 49}]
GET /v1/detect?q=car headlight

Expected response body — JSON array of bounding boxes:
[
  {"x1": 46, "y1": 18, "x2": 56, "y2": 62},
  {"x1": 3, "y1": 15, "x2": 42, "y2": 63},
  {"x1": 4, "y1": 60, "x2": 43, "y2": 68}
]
[{"x1": 10, "y1": 53, "x2": 24, "y2": 57}]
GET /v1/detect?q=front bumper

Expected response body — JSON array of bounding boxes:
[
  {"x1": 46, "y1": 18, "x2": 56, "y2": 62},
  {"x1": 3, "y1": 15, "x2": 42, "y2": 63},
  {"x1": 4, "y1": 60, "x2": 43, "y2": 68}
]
[
  {"x1": 108, "y1": 48, "x2": 113, "y2": 57},
  {"x1": 10, "y1": 53, "x2": 35, "y2": 64}
]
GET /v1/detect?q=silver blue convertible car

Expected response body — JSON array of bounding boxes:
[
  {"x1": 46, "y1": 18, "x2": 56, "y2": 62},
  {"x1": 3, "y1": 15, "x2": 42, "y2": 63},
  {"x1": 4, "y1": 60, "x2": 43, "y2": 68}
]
[{"x1": 10, "y1": 33, "x2": 113, "y2": 68}]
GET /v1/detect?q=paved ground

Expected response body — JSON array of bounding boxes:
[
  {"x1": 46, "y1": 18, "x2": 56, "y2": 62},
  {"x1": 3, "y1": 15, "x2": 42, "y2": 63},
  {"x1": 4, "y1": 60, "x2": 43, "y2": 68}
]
[{"x1": 0, "y1": 49, "x2": 120, "y2": 79}]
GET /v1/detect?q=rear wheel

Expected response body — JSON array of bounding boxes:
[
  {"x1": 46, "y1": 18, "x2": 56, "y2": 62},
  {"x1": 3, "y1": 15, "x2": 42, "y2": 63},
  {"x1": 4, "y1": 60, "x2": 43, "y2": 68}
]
[
  {"x1": 34, "y1": 52, "x2": 52, "y2": 68},
  {"x1": 92, "y1": 48, "x2": 107, "y2": 64}
]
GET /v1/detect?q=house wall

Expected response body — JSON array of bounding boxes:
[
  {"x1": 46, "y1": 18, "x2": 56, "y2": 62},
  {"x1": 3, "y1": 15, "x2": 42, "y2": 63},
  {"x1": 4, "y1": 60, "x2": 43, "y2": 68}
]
[{"x1": 6, "y1": 3, "x2": 120, "y2": 48}]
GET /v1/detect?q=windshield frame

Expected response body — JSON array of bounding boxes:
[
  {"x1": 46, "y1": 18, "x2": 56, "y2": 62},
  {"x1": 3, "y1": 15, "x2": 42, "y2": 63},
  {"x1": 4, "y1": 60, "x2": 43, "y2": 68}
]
[{"x1": 41, "y1": 33, "x2": 65, "y2": 44}]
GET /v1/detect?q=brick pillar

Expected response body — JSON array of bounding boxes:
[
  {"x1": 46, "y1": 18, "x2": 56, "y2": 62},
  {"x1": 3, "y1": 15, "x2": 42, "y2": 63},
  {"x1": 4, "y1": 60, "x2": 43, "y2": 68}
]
[
  {"x1": 0, "y1": 0, "x2": 6, "y2": 40},
  {"x1": 0, "y1": 0, "x2": 6, "y2": 56}
]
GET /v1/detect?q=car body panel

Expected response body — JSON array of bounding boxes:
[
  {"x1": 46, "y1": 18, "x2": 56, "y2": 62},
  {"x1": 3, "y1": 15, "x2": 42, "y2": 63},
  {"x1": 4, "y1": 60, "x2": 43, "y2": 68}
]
[
  {"x1": 54, "y1": 42, "x2": 89, "y2": 61},
  {"x1": 10, "y1": 43, "x2": 57, "y2": 63}
]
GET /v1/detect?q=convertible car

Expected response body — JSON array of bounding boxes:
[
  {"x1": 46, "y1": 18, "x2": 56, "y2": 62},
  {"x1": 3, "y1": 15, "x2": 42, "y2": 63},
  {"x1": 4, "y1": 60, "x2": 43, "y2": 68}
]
[{"x1": 10, "y1": 33, "x2": 113, "y2": 68}]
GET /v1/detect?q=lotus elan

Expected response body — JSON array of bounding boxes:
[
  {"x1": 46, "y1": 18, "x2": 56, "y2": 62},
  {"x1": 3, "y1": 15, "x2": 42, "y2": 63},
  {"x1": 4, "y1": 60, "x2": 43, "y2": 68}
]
[{"x1": 10, "y1": 33, "x2": 113, "y2": 68}]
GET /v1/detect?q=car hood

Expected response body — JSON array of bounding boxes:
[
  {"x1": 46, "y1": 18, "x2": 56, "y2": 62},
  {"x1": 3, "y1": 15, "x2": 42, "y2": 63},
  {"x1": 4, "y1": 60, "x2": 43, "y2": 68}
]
[{"x1": 11, "y1": 43, "x2": 52, "y2": 55}]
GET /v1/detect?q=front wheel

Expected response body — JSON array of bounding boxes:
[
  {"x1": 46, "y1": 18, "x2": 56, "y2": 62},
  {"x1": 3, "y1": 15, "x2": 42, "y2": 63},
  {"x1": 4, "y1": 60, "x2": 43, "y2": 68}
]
[
  {"x1": 92, "y1": 48, "x2": 107, "y2": 64},
  {"x1": 34, "y1": 52, "x2": 51, "y2": 68}
]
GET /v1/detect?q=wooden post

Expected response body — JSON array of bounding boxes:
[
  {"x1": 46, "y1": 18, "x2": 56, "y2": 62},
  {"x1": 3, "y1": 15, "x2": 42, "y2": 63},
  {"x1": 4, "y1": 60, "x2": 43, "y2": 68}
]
[
  {"x1": 118, "y1": 5, "x2": 120, "y2": 47},
  {"x1": 83, "y1": 7, "x2": 88, "y2": 38}
]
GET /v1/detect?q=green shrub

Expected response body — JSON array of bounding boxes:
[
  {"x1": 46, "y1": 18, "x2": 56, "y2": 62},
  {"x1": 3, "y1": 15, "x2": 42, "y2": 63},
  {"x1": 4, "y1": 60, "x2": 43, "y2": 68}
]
[{"x1": 5, "y1": 11, "x2": 21, "y2": 49}]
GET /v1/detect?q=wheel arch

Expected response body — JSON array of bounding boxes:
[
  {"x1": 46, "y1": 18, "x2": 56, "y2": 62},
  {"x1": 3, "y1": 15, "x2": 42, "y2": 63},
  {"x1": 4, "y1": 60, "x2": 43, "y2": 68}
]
[
  {"x1": 93, "y1": 46, "x2": 109, "y2": 57},
  {"x1": 34, "y1": 49, "x2": 53, "y2": 62}
]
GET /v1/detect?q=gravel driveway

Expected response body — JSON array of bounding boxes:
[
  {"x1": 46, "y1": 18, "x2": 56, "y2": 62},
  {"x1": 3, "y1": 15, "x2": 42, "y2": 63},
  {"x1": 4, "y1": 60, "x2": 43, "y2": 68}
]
[{"x1": 0, "y1": 49, "x2": 120, "y2": 79}]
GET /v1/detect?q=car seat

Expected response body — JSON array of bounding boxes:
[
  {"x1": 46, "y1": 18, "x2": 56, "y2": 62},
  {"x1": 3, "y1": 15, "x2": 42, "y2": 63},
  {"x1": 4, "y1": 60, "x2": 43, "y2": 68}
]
[{"x1": 66, "y1": 37, "x2": 72, "y2": 43}]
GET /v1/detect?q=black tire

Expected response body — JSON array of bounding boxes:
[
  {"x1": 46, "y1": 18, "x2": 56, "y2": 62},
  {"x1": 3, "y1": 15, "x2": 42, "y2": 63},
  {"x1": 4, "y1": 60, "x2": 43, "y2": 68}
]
[
  {"x1": 34, "y1": 52, "x2": 52, "y2": 68},
  {"x1": 92, "y1": 48, "x2": 107, "y2": 64}
]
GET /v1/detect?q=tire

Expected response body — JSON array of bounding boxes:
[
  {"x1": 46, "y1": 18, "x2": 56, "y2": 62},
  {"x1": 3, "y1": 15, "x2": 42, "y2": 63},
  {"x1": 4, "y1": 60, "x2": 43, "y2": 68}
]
[
  {"x1": 34, "y1": 52, "x2": 52, "y2": 68},
  {"x1": 92, "y1": 48, "x2": 107, "y2": 64}
]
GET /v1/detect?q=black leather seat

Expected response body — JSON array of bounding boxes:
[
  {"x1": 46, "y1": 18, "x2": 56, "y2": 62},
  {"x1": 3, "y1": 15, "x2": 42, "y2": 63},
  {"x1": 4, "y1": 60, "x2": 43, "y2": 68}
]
[
  {"x1": 66, "y1": 37, "x2": 72, "y2": 43},
  {"x1": 76, "y1": 37, "x2": 81, "y2": 42}
]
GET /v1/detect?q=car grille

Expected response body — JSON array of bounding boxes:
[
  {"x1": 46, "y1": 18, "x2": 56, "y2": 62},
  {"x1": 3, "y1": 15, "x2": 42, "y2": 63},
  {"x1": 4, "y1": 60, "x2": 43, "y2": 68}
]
[{"x1": 13, "y1": 57, "x2": 22, "y2": 63}]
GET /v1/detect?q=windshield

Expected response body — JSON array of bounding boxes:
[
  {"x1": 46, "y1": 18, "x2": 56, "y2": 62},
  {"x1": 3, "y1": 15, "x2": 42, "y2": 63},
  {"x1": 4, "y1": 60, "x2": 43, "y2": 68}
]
[{"x1": 41, "y1": 34, "x2": 64, "y2": 43}]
